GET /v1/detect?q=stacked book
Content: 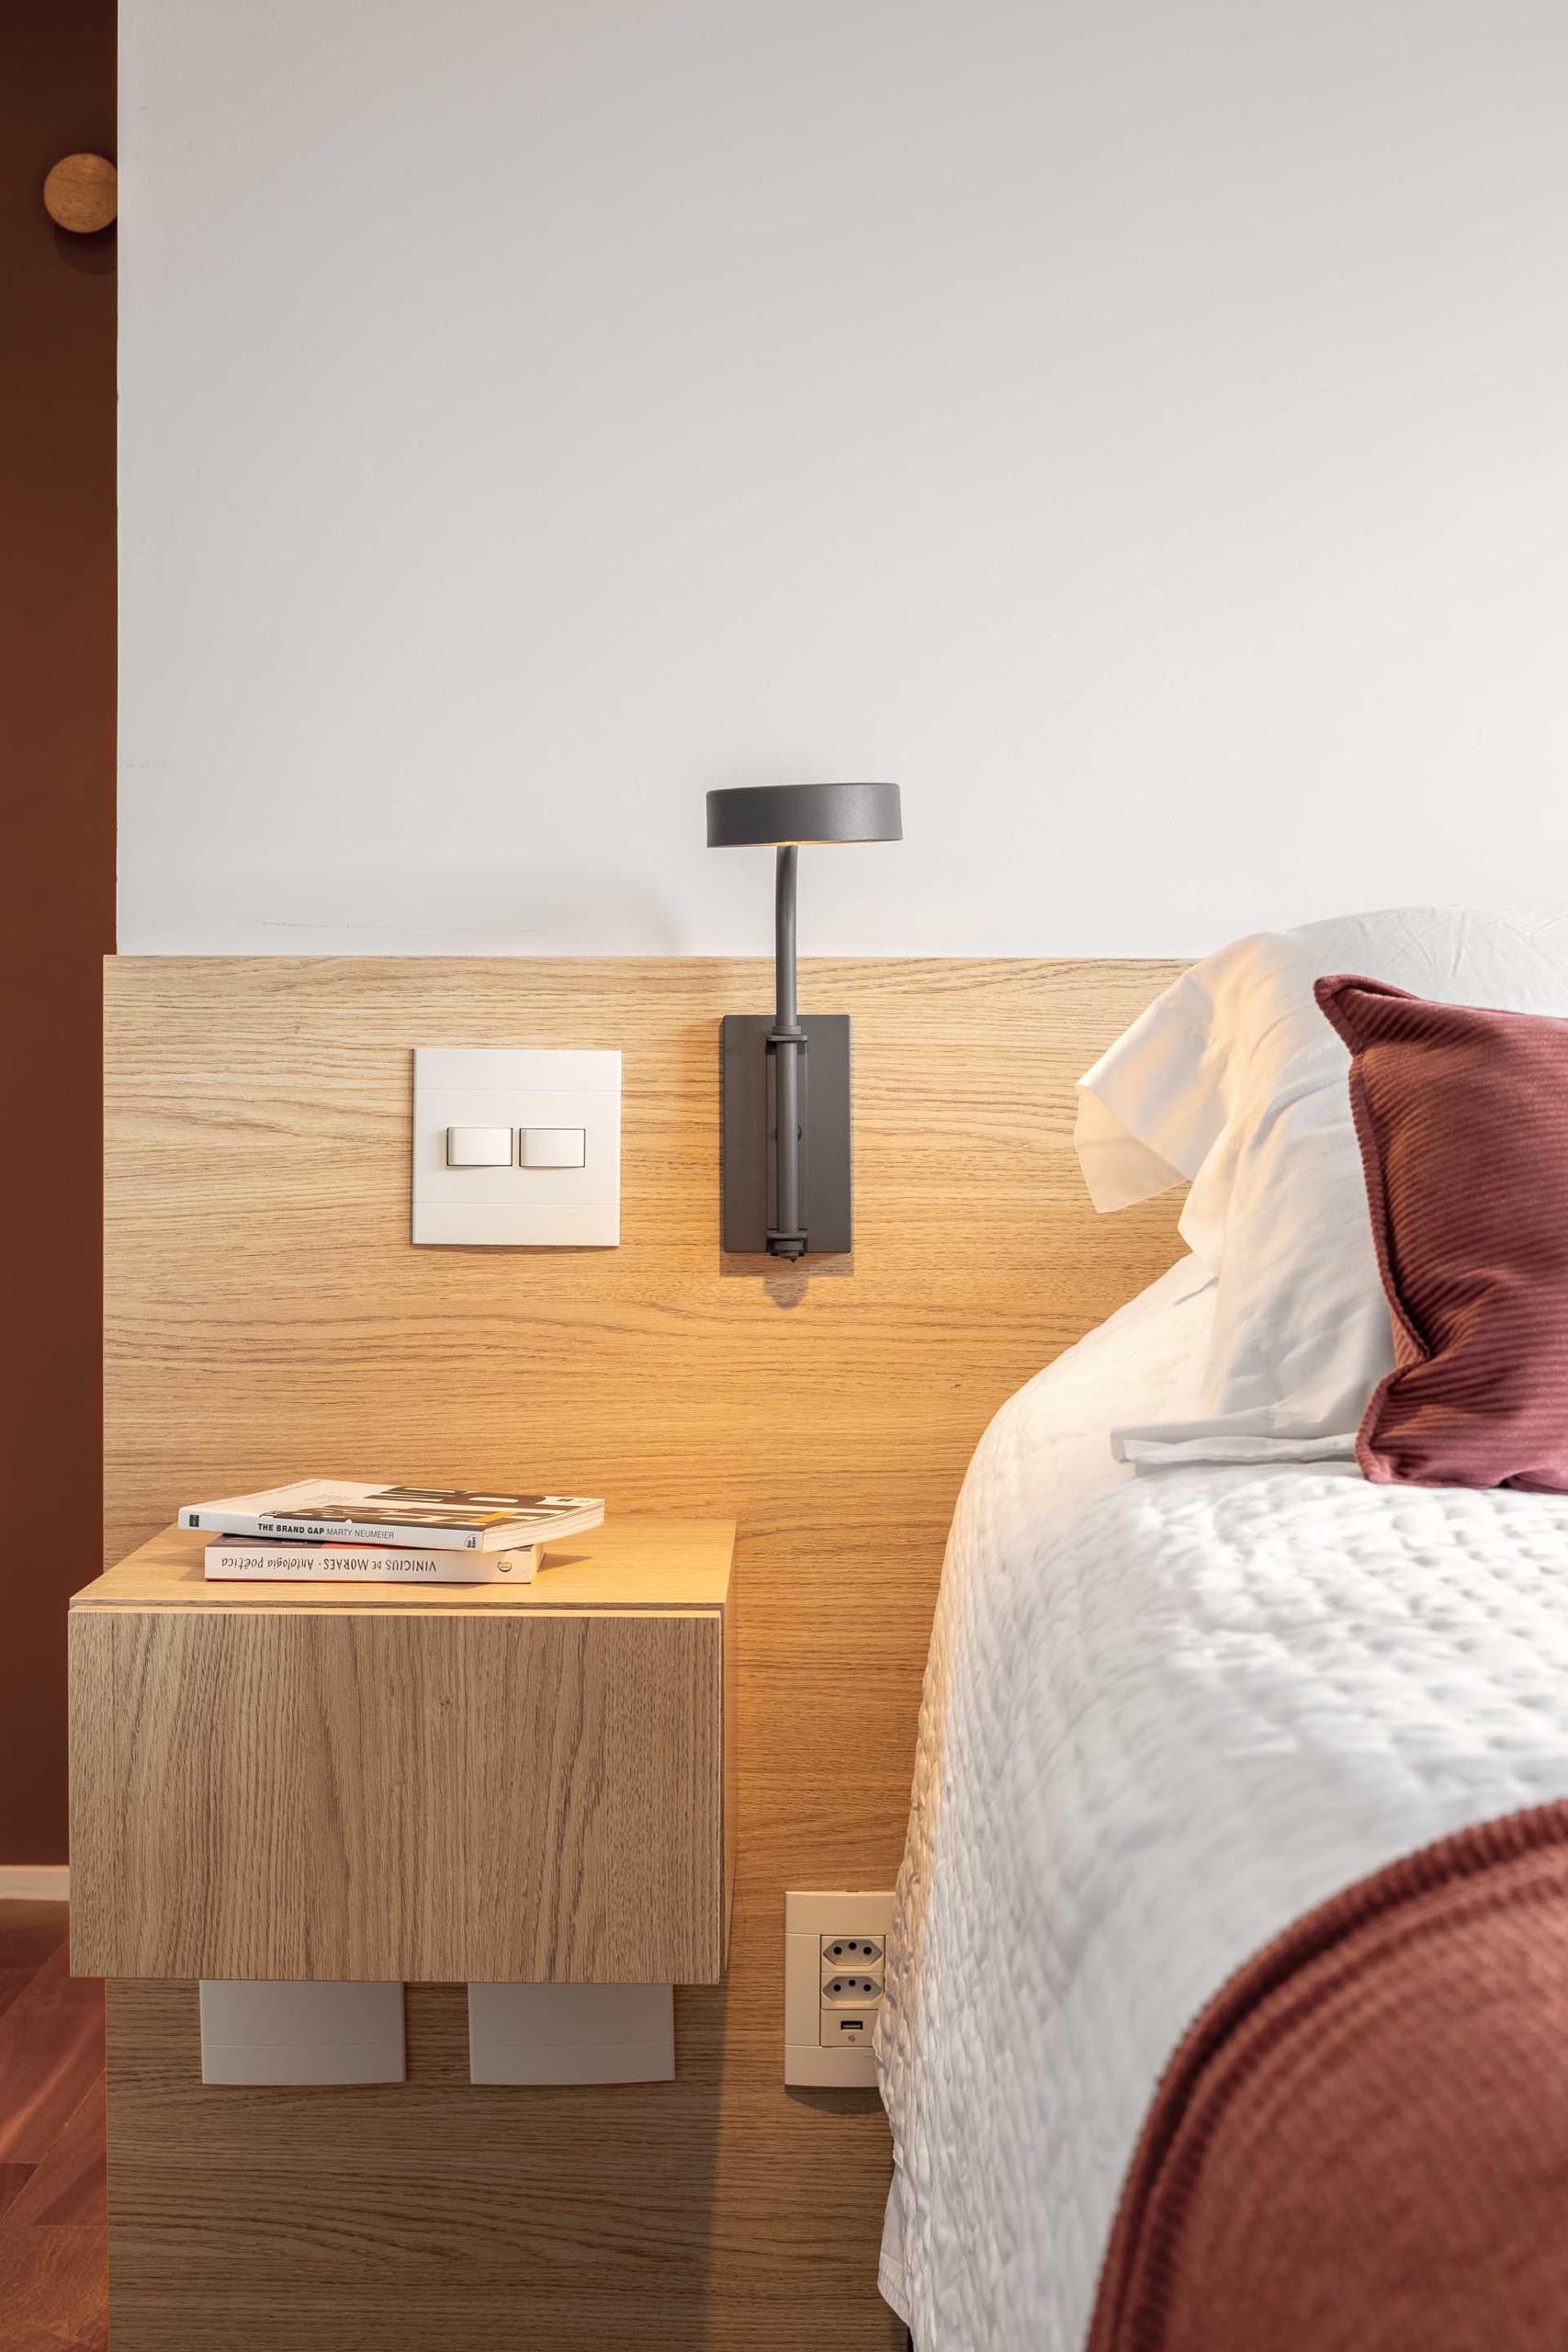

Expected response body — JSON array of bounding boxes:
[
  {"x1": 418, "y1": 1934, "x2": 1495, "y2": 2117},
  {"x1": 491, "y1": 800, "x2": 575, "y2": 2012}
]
[{"x1": 180, "y1": 1480, "x2": 606, "y2": 1586}]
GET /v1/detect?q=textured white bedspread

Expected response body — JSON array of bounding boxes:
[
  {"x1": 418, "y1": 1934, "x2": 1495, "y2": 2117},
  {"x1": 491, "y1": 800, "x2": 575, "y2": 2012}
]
[{"x1": 878, "y1": 1258, "x2": 1568, "y2": 2351}]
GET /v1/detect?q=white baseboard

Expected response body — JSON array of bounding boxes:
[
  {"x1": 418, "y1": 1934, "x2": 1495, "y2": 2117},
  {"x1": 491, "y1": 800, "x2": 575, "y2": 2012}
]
[{"x1": 0, "y1": 1865, "x2": 69, "y2": 1900}]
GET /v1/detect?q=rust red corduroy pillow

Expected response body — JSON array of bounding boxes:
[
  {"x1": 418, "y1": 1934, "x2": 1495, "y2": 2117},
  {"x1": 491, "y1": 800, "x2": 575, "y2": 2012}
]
[{"x1": 1314, "y1": 973, "x2": 1568, "y2": 1492}]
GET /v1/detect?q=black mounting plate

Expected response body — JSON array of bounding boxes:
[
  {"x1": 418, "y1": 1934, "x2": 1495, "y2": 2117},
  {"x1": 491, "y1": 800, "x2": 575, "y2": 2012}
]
[{"x1": 718, "y1": 1013, "x2": 852, "y2": 1256}]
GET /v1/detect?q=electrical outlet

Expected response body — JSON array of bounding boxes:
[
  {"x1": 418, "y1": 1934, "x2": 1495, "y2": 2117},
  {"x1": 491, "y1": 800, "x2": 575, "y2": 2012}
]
[
  {"x1": 819, "y1": 1970, "x2": 880, "y2": 2049},
  {"x1": 821, "y1": 1934, "x2": 884, "y2": 1974},
  {"x1": 784, "y1": 1890, "x2": 895, "y2": 2086},
  {"x1": 821, "y1": 1972, "x2": 883, "y2": 2003}
]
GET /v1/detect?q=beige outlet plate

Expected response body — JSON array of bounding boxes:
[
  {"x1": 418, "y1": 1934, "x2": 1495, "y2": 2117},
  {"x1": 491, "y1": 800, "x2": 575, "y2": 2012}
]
[{"x1": 784, "y1": 1888, "x2": 894, "y2": 2087}]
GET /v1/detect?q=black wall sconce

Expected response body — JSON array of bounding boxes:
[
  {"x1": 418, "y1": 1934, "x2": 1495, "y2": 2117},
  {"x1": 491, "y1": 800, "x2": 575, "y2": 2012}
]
[{"x1": 706, "y1": 781, "x2": 903, "y2": 1258}]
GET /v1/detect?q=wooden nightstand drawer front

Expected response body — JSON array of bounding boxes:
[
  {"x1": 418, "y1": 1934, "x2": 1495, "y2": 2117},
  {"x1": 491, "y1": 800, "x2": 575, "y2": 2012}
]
[{"x1": 70, "y1": 1604, "x2": 727, "y2": 1984}]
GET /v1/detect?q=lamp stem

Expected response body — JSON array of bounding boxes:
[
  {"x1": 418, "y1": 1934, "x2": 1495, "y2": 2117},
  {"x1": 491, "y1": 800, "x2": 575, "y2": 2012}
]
[
  {"x1": 773, "y1": 844, "x2": 798, "y2": 1031},
  {"x1": 770, "y1": 845, "x2": 806, "y2": 1257}
]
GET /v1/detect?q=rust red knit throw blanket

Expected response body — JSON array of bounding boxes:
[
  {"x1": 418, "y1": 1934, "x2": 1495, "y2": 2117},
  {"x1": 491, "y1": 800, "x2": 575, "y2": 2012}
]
[{"x1": 1088, "y1": 1801, "x2": 1568, "y2": 2352}]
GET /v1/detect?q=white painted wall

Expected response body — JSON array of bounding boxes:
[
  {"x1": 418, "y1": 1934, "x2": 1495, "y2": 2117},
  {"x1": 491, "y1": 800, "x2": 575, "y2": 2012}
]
[{"x1": 119, "y1": 0, "x2": 1568, "y2": 956}]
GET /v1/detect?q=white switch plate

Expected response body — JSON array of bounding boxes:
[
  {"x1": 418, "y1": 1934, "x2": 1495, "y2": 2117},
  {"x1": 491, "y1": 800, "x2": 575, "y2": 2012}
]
[
  {"x1": 199, "y1": 1981, "x2": 405, "y2": 2085},
  {"x1": 467, "y1": 1983, "x2": 674, "y2": 2084},
  {"x1": 412, "y1": 1048, "x2": 620, "y2": 1247},
  {"x1": 784, "y1": 1889, "x2": 895, "y2": 2087}
]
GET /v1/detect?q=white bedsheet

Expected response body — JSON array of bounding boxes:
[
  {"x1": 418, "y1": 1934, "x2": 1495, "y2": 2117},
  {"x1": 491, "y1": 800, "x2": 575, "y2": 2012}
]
[{"x1": 878, "y1": 1257, "x2": 1568, "y2": 2351}]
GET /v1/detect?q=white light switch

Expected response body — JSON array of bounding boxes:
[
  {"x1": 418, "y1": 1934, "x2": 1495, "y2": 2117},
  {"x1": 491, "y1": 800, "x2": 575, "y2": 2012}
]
[
  {"x1": 412, "y1": 1048, "x2": 620, "y2": 1248},
  {"x1": 446, "y1": 1125, "x2": 513, "y2": 1167},
  {"x1": 521, "y1": 1126, "x2": 587, "y2": 1169}
]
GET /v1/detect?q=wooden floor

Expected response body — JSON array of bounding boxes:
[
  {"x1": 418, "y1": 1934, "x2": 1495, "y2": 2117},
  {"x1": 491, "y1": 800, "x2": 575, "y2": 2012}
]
[{"x1": 0, "y1": 1902, "x2": 106, "y2": 2350}]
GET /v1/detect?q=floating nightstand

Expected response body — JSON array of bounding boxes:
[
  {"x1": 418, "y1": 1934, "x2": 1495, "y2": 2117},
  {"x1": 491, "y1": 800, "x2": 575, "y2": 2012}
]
[{"x1": 69, "y1": 1518, "x2": 735, "y2": 1986}]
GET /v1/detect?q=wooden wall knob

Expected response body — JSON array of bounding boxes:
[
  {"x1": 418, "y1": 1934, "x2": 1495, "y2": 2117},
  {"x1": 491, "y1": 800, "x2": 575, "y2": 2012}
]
[{"x1": 43, "y1": 153, "x2": 117, "y2": 234}]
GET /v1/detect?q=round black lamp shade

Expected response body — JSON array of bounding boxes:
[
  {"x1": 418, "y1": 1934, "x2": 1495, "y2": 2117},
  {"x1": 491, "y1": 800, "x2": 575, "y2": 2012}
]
[{"x1": 705, "y1": 781, "x2": 901, "y2": 848}]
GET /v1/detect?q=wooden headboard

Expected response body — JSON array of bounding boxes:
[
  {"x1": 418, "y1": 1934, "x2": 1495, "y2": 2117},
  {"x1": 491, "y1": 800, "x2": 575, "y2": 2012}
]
[{"x1": 103, "y1": 954, "x2": 1185, "y2": 2351}]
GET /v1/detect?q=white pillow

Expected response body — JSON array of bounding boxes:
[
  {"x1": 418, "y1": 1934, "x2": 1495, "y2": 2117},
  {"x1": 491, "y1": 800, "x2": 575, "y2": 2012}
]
[{"x1": 1076, "y1": 909, "x2": 1568, "y2": 1462}]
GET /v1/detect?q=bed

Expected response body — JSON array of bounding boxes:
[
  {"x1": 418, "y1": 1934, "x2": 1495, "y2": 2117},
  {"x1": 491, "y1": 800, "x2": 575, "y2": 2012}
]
[{"x1": 878, "y1": 908, "x2": 1568, "y2": 2351}]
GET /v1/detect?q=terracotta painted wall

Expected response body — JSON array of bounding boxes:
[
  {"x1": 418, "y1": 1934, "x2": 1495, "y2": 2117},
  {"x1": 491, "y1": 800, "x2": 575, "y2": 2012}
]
[{"x1": 0, "y1": 1, "x2": 116, "y2": 1863}]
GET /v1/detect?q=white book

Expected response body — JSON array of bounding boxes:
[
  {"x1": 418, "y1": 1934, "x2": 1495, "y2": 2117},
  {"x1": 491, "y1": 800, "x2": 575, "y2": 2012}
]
[
  {"x1": 205, "y1": 1540, "x2": 542, "y2": 1586},
  {"x1": 179, "y1": 1478, "x2": 604, "y2": 1554}
]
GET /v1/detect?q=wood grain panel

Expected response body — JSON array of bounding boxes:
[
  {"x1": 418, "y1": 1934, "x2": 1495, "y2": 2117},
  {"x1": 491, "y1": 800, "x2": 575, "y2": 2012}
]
[
  {"x1": 102, "y1": 955, "x2": 1187, "y2": 2349},
  {"x1": 108, "y1": 1975, "x2": 893, "y2": 2352},
  {"x1": 71, "y1": 1571, "x2": 728, "y2": 1984}
]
